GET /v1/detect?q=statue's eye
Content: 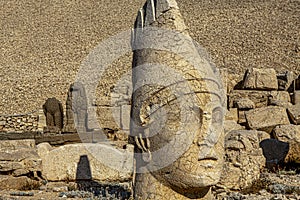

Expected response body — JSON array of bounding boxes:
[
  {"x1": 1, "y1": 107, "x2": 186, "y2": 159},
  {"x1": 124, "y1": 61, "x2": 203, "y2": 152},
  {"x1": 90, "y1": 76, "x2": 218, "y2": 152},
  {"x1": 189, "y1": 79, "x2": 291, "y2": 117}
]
[{"x1": 212, "y1": 107, "x2": 223, "y2": 125}]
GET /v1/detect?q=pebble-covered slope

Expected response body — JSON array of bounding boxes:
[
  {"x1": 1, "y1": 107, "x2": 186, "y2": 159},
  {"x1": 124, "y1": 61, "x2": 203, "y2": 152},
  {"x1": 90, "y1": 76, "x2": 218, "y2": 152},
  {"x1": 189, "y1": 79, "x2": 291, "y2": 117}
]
[{"x1": 0, "y1": 0, "x2": 299, "y2": 114}]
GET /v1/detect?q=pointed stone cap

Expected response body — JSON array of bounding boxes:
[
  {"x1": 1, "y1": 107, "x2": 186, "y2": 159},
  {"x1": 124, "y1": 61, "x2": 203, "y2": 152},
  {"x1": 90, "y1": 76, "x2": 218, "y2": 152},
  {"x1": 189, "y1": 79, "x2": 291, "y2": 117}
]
[{"x1": 134, "y1": 0, "x2": 181, "y2": 28}]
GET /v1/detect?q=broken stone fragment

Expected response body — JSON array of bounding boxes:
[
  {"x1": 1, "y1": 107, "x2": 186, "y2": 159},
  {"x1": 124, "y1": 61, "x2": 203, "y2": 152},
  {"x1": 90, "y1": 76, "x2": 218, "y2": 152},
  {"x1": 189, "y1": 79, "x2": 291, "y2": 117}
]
[
  {"x1": 293, "y1": 90, "x2": 300, "y2": 105},
  {"x1": 243, "y1": 67, "x2": 278, "y2": 90},
  {"x1": 224, "y1": 120, "x2": 245, "y2": 134},
  {"x1": 245, "y1": 106, "x2": 290, "y2": 133},
  {"x1": 273, "y1": 124, "x2": 300, "y2": 144},
  {"x1": 234, "y1": 98, "x2": 255, "y2": 110},
  {"x1": 277, "y1": 71, "x2": 296, "y2": 91},
  {"x1": 287, "y1": 104, "x2": 300, "y2": 125},
  {"x1": 219, "y1": 130, "x2": 265, "y2": 190},
  {"x1": 225, "y1": 108, "x2": 238, "y2": 122},
  {"x1": 228, "y1": 90, "x2": 270, "y2": 108},
  {"x1": 39, "y1": 143, "x2": 133, "y2": 182},
  {"x1": 285, "y1": 142, "x2": 300, "y2": 164}
]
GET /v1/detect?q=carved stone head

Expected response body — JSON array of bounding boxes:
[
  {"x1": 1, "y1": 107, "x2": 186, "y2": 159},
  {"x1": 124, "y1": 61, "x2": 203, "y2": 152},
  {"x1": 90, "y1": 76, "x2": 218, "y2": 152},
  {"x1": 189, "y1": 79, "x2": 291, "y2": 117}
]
[{"x1": 131, "y1": 0, "x2": 226, "y2": 198}]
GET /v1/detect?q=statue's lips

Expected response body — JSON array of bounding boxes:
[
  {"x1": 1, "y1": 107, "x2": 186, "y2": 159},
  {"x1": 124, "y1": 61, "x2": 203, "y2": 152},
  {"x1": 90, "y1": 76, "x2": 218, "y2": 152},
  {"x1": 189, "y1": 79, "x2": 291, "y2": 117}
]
[{"x1": 198, "y1": 157, "x2": 218, "y2": 161}]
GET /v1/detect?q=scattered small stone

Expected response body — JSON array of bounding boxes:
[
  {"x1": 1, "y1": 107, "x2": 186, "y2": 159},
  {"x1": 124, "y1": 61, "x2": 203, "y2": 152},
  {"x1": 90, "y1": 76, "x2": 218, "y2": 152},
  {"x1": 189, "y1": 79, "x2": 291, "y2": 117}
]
[{"x1": 10, "y1": 191, "x2": 34, "y2": 196}]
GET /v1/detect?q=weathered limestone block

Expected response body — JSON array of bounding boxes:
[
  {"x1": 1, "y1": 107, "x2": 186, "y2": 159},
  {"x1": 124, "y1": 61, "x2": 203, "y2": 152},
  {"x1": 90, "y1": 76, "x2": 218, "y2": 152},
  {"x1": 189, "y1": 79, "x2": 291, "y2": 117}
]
[
  {"x1": 293, "y1": 90, "x2": 300, "y2": 105},
  {"x1": 273, "y1": 124, "x2": 300, "y2": 144},
  {"x1": 287, "y1": 105, "x2": 300, "y2": 125},
  {"x1": 0, "y1": 175, "x2": 40, "y2": 190},
  {"x1": 0, "y1": 139, "x2": 35, "y2": 149},
  {"x1": 219, "y1": 130, "x2": 265, "y2": 190},
  {"x1": 224, "y1": 120, "x2": 245, "y2": 134},
  {"x1": 39, "y1": 143, "x2": 133, "y2": 182},
  {"x1": 285, "y1": 142, "x2": 300, "y2": 164},
  {"x1": 277, "y1": 71, "x2": 296, "y2": 91},
  {"x1": 0, "y1": 140, "x2": 41, "y2": 177},
  {"x1": 234, "y1": 98, "x2": 255, "y2": 110},
  {"x1": 225, "y1": 108, "x2": 238, "y2": 122},
  {"x1": 269, "y1": 91, "x2": 291, "y2": 105},
  {"x1": 245, "y1": 106, "x2": 290, "y2": 133},
  {"x1": 243, "y1": 68, "x2": 278, "y2": 90},
  {"x1": 37, "y1": 142, "x2": 54, "y2": 159},
  {"x1": 228, "y1": 90, "x2": 270, "y2": 108},
  {"x1": 238, "y1": 110, "x2": 247, "y2": 124},
  {"x1": 131, "y1": 0, "x2": 225, "y2": 199},
  {"x1": 43, "y1": 97, "x2": 64, "y2": 132}
]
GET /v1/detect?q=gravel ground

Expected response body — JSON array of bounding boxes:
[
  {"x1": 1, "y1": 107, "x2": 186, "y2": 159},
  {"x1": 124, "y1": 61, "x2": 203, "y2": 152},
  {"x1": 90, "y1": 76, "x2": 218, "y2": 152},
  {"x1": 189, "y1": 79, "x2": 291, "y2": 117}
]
[
  {"x1": 0, "y1": 171, "x2": 299, "y2": 199},
  {"x1": 0, "y1": 0, "x2": 299, "y2": 114}
]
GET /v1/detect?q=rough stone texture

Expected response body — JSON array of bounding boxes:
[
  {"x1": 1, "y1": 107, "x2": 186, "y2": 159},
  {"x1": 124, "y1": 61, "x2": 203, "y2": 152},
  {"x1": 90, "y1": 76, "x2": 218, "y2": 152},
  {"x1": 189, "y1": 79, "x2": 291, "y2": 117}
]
[
  {"x1": 0, "y1": 113, "x2": 39, "y2": 133},
  {"x1": 43, "y1": 97, "x2": 64, "y2": 132},
  {"x1": 238, "y1": 110, "x2": 247, "y2": 124},
  {"x1": 234, "y1": 98, "x2": 255, "y2": 110},
  {"x1": 287, "y1": 105, "x2": 300, "y2": 125},
  {"x1": 64, "y1": 82, "x2": 88, "y2": 133},
  {"x1": 39, "y1": 143, "x2": 133, "y2": 182},
  {"x1": 277, "y1": 71, "x2": 296, "y2": 91},
  {"x1": 293, "y1": 90, "x2": 300, "y2": 105},
  {"x1": 224, "y1": 120, "x2": 245, "y2": 134},
  {"x1": 131, "y1": 0, "x2": 225, "y2": 199},
  {"x1": 0, "y1": 140, "x2": 41, "y2": 177},
  {"x1": 273, "y1": 125, "x2": 300, "y2": 144},
  {"x1": 228, "y1": 90, "x2": 271, "y2": 109},
  {"x1": 245, "y1": 106, "x2": 290, "y2": 133},
  {"x1": 225, "y1": 108, "x2": 238, "y2": 122},
  {"x1": 37, "y1": 109, "x2": 46, "y2": 133},
  {"x1": 284, "y1": 141, "x2": 300, "y2": 164},
  {"x1": 219, "y1": 130, "x2": 265, "y2": 190},
  {"x1": 243, "y1": 68, "x2": 278, "y2": 90},
  {"x1": 269, "y1": 91, "x2": 291, "y2": 104},
  {"x1": 0, "y1": 175, "x2": 40, "y2": 190}
]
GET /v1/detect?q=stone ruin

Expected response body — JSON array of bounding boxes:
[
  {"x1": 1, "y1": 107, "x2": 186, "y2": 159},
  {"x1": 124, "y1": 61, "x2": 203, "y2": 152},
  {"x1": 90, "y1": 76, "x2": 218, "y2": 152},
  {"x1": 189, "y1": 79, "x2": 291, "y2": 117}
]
[
  {"x1": 64, "y1": 82, "x2": 88, "y2": 133},
  {"x1": 0, "y1": 0, "x2": 299, "y2": 199},
  {"x1": 42, "y1": 97, "x2": 64, "y2": 133}
]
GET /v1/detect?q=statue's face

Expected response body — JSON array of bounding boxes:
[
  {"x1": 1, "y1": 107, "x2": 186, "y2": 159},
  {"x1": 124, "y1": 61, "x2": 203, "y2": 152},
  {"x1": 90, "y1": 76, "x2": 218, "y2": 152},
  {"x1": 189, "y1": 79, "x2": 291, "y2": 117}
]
[
  {"x1": 153, "y1": 99, "x2": 225, "y2": 190},
  {"x1": 134, "y1": 88, "x2": 225, "y2": 190}
]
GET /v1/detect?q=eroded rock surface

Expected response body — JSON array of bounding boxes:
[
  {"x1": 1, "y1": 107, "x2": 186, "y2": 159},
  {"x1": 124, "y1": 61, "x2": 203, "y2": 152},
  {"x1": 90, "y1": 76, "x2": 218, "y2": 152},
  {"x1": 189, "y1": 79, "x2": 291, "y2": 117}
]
[{"x1": 219, "y1": 130, "x2": 265, "y2": 190}]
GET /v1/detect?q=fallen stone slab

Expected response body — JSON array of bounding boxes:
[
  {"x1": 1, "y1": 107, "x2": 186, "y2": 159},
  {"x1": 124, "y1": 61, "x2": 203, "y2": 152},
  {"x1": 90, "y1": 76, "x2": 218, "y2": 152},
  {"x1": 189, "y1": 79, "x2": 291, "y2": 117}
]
[
  {"x1": 284, "y1": 141, "x2": 300, "y2": 164},
  {"x1": 39, "y1": 143, "x2": 134, "y2": 182},
  {"x1": 0, "y1": 175, "x2": 40, "y2": 190},
  {"x1": 287, "y1": 105, "x2": 300, "y2": 125},
  {"x1": 245, "y1": 106, "x2": 290, "y2": 133},
  {"x1": 0, "y1": 140, "x2": 41, "y2": 177},
  {"x1": 234, "y1": 98, "x2": 255, "y2": 110},
  {"x1": 277, "y1": 71, "x2": 296, "y2": 91},
  {"x1": 273, "y1": 124, "x2": 300, "y2": 143},
  {"x1": 243, "y1": 67, "x2": 278, "y2": 90},
  {"x1": 225, "y1": 108, "x2": 238, "y2": 122},
  {"x1": 228, "y1": 90, "x2": 271, "y2": 108},
  {"x1": 224, "y1": 120, "x2": 245, "y2": 134}
]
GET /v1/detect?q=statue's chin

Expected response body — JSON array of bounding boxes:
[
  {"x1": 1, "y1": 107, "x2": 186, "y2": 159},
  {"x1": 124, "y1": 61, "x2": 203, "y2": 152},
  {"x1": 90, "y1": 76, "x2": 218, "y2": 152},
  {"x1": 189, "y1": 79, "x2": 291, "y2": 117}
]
[{"x1": 155, "y1": 161, "x2": 222, "y2": 189}]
